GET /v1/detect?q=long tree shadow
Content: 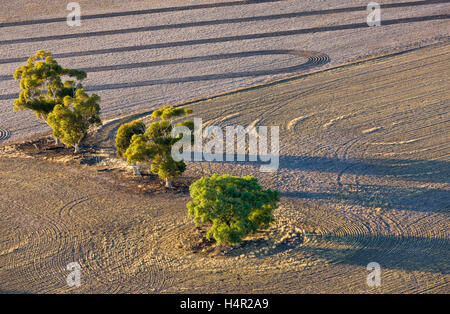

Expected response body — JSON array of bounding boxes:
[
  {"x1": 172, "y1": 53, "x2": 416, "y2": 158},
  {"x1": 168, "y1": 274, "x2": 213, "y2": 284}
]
[
  {"x1": 0, "y1": 50, "x2": 329, "y2": 100},
  {"x1": 278, "y1": 155, "x2": 450, "y2": 184},
  {"x1": 186, "y1": 153, "x2": 449, "y2": 213},
  {"x1": 0, "y1": 50, "x2": 327, "y2": 81},
  {"x1": 0, "y1": 0, "x2": 283, "y2": 28},
  {"x1": 1, "y1": 0, "x2": 447, "y2": 28},
  {"x1": 278, "y1": 155, "x2": 449, "y2": 212},
  {"x1": 0, "y1": 14, "x2": 448, "y2": 65},
  {"x1": 203, "y1": 154, "x2": 449, "y2": 184},
  {"x1": 303, "y1": 233, "x2": 450, "y2": 274},
  {"x1": 282, "y1": 185, "x2": 450, "y2": 213},
  {"x1": 2, "y1": 0, "x2": 449, "y2": 45}
]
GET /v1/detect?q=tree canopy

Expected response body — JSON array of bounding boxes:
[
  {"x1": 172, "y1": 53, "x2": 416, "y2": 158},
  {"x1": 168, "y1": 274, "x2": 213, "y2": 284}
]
[
  {"x1": 13, "y1": 51, "x2": 101, "y2": 151},
  {"x1": 187, "y1": 174, "x2": 280, "y2": 245},
  {"x1": 115, "y1": 120, "x2": 146, "y2": 158},
  {"x1": 121, "y1": 106, "x2": 194, "y2": 187},
  {"x1": 47, "y1": 89, "x2": 101, "y2": 152},
  {"x1": 13, "y1": 50, "x2": 86, "y2": 120}
]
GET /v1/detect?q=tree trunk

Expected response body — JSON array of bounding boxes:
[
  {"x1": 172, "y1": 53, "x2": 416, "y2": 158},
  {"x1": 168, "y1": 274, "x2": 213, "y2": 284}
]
[
  {"x1": 73, "y1": 144, "x2": 80, "y2": 153},
  {"x1": 165, "y1": 178, "x2": 173, "y2": 188},
  {"x1": 54, "y1": 137, "x2": 60, "y2": 145}
]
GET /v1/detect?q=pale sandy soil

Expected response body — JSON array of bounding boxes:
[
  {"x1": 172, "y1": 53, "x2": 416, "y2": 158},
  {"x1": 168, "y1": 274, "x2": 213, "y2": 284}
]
[
  {"x1": 0, "y1": 0, "x2": 449, "y2": 142},
  {"x1": 0, "y1": 43, "x2": 448, "y2": 293}
]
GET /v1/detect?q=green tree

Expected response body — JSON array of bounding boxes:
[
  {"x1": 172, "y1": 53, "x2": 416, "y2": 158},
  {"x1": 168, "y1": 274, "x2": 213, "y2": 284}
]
[
  {"x1": 124, "y1": 106, "x2": 193, "y2": 187},
  {"x1": 47, "y1": 89, "x2": 101, "y2": 152},
  {"x1": 13, "y1": 50, "x2": 86, "y2": 119},
  {"x1": 115, "y1": 120, "x2": 146, "y2": 174},
  {"x1": 115, "y1": 120, "x2": 146, "y2": 158},
  {"x1": 13, "y1": 50, "x2": 87, "y2": 143},
  {"x1": 187, "y1": 174, "x2": 280, "y2": 246}
]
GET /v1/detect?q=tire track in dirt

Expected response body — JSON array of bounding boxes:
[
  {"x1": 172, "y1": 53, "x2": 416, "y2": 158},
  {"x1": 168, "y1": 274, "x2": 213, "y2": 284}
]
[
  {"x1": 58, "y1": 197, "x2": 89, "y2": 219},
  {"x1": 1, "y1": 14, "x2": 447, "y2": 65},
  {"x1": 0, "y1": 50, "x2": 330, "y2": 99},
  {"x1": 77, "y1": 50, "x2": 331, "y2": 92},
  {"x1": 2, "y1": 42, "x2": 448, "y2": 293},
  {"x1": 308, "y1": 85, "x2": 448, "y2": 288},
  {"x1": 0, "y1": 0, "x2": 284, "y2": 28},
  {"x1": 316, "y1": 107, "x2": 448, "y2": 282},
  {"x1": 286, "y1": 113, "x2": 315, "y2": 131},
  {"x1": 297, "y1": 203, "x2": 448, "y2": 291},
  {"x1": 0, "y1": 128, "x2": 11, "y2": 141},
  {"x1": 56, "y1": 193, "x2": 174, "y2": 293},
  {"x1": 181, "y1": 42, "x2": 449, "y2": 292},
  {"x1": 334, "y1": 138, "x2": 360, "y2": 189},
  {"x1": 3, "y1": 0, "x2": 447, "y2": 29},
  {"x1": 1, "y1": 199, "x2": 74, "y2": 292}
]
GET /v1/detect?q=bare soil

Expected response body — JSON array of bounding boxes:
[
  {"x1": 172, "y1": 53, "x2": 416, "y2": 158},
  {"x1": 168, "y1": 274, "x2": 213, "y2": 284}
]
[
  {"x1": 0, "y1": 42, "x2": 448, "y2": 293},
  {"x1": 1, "y1": 0, "x2": 448, "y2": 142}
]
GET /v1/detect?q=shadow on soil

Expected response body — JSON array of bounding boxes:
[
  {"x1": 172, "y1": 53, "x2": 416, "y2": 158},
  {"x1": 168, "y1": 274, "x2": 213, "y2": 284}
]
[
  {"x1": 181, "y1": 153, "x2": 449, "y2": 213},
  {"x1": 278, "y1": 155, "x2": 449, "y2": 213},
  {"x1": 279, "y1": 155, "x2": 449, "y2": 183},
  {"x1": 282, "y1": 185, "x2": 449, "y2": 213},
  {"x1": 304, "y1": 233, "x2": 450, "y2": 274}
]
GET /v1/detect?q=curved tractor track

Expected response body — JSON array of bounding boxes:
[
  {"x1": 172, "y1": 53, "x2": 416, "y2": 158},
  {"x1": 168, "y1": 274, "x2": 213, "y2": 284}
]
[
  {"x1": 0, "y1": 0, "x2": 448, "y2": 292},
  {"x1": 177, "y1": 42, "x2": 450, "y2": 293},
  {"x1": 56, "y1": 194, "x2": 174, "y2": 293},
  {"x1": 0, "y1": 43, "x2": 448, "y2": 294},
  {"x1": 0, "y1": 128, "x2": 11, "y2": 142},
  {"x1": 0, "y1": 50, "x2": 330, "y2": 97},
  {"x1": 1, "y1": 0, "x2": 448, "y2": 142}
]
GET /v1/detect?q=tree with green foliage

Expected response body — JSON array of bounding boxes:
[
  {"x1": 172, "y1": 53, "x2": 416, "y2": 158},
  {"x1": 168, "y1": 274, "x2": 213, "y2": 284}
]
[
  {"x1": 187, "y1": 174, "x2": 280, "y2": 246},
  {"x1": 47, "y1": 89, "x2": 101, "y2": 152},
  {"x1": 13, "y1": 50, "x2": 90, "y2": 145},
  {"x1": 115, "y1": 120, "x2": 146, "y2": 158},
  {"x1": 123, "y1": 106, "x2": 194, "y2": 187},
  {"x1": 115, "y1": 120, "x2": 146, "y2": 174},
  {"x1": 13, "y1": 50, "x2": 86, "y2": 122}
]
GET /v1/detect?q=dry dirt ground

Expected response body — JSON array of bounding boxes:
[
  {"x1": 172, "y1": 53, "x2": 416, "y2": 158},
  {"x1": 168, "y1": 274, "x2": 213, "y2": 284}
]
[
  {"x1": 0, "y1": 41, "x2": 448, "y2": 293},
  {"x1": 0, "y1": 0, "x2": 449, "y2": 142}
]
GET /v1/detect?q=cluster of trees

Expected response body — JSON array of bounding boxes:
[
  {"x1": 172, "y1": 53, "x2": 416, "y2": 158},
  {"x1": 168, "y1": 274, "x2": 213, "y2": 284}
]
[
  {"x1": 13, "y1": 50, "x2": 101, "y2": 152},
  {"x1": 15, "y1": 52, "x2": 280, "y2": 247},
  {"x1": 115, "y1": 106, "x2": 194, "y2": 187},
  {"x1": 115, "y1": 109, "x2": 280, "y2": 246}
]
